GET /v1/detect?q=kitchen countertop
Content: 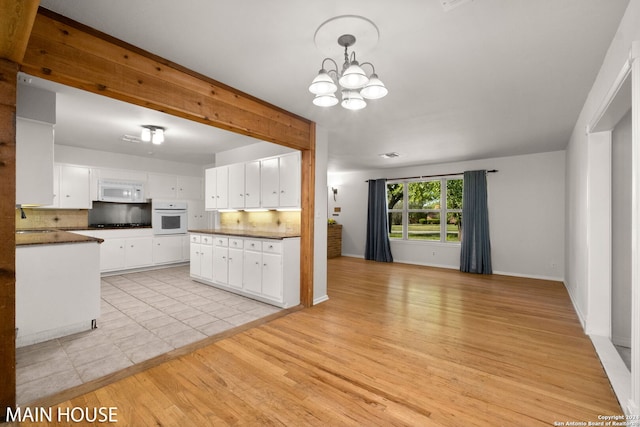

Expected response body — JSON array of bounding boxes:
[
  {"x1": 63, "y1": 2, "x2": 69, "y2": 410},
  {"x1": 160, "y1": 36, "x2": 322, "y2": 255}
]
[
  {"x1": 189, "y1": 228, "x2": 301, "y2": 240},
  {"x1": 16, "y1": 229, "x2": 104, "y2": 246}
]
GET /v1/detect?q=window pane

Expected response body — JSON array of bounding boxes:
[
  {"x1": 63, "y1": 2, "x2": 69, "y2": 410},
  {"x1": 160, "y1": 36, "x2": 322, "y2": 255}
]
[
  {"x1": 447, "y1": 212, "x2": 462, "y2": 242},
  {"x1": 387, "y1": 183, "x2": 404, "y2": 209},
  {"x1": 388, "y1": 211, "x2": 403, "y2": 239},
  {"x1": 408, "y1": 181, "x2": 441, "y2": 209},
  {"x1": 408, "y1": 212, "x2": 440, "y2": 240},
  {"x1": 446, "y1": 179, "x2": 463, "y2": 209}
]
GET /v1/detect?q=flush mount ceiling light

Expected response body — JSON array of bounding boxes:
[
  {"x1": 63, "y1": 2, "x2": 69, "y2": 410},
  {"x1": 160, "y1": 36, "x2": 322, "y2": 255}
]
[
  {"x1": 310, "y1": 16, "x2": 387, "y2": 110},
  {"x1": 141, "y1": 125, "x2": 165, "y2": 145}
]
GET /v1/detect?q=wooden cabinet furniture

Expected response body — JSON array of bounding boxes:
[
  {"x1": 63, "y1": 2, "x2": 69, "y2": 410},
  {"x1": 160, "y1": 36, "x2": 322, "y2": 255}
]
[{"x1": 327, "y1": 224, "x2": 343, "y2": 258}]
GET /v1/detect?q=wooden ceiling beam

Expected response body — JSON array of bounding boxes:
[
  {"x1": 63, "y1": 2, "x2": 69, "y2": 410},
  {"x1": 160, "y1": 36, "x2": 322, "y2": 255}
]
[
  {"x1": 0, "y1": 0, "x2": 39, "y2": 63},
  {"x1": 21, "y1": 9, "x2": 313, "y2": 151}
]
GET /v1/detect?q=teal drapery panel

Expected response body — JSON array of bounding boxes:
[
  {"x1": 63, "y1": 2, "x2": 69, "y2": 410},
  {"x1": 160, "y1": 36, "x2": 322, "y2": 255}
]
[
  {"x1": 460, "y1": 170, "x2": 492, "y2": 274},
  {"x1": 365, "y1": 179, "x2": 393, "y2": 263}
]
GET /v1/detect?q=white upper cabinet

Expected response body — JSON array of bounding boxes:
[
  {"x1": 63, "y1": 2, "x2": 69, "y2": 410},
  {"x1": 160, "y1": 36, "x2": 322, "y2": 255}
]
[
  {"x1": 229, "y1": 161, "x2": 261, "y2": 209},
  {"x1": 59, "y1": 165, "x2": 91, "y2": 209},
  {"x1": 205, "y1": 166, "x2": 228, "y2": 210},
  {"x1": 206, "y1": 152, "x2": 300, "y2": 211},
  {"x1": 260, "y1": 157, "x2": 280, "y2": 208},
  {"x1": 228, "y1": 163, "x2": 246, "y2": 209},
  {"x1": 43, "y1": 164, "x2": 91, "y2": 209},
  {"x1": 147, "y1": 173, "x2": 177, "y2": 199},
  {"x1": 16, "y1": 118, "x2": 54, "y2": 206},
  {"x1": 278, "y1": 152, "x2": 301, "y2": 208},
  {"x1": 177, "y1": 175, "x2": 202, "y2": 200}
]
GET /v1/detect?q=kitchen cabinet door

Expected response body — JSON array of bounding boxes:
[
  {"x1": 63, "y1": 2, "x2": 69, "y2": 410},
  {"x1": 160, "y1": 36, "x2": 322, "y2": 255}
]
[
  {"x1": 245, "y1": 161, "x2": 261, "y2": 208},
  {"x1": 200, "y1": 244, "x2": 214, "y2": 281},
  {"x1": 260, "y1": 157, "x2": 279, "y2": 208},
  {"x1": 213, "y1": 246, "x2": 229, "y2": 285},
  {"x1": 100, "y1": 238, "x2": 126, "y2": 271},
  {"x1": 261, "y1": 252, "x2": 283, "y2": 301},
  {"x1": 278, "y1": 153, "x2": 300, "y2": 208},
  {"x1": 59, "y1": 165, "x2": 91, "y2": 209},
  {"x1": 153, "y1": 235, "x2": 184, "y2": 264},
  {"x1": 190, "y1": 241, "x2": 202, "y2": 277},
  {"x1": 243, "y1": 249, "x2": 262, "y2": 294},
  {"x1": 125, "y1": 237, "x2": 153, "y2": 268},
  {"x1": 228, "y1": 163, "x2": 246, "y2": 209},
  {"x1": 177, "y1": 175, "x2": 202, "y2": 200},
  {"x1": 228, "y1": 247, "x2": 243, "y2": 289},
  {"x1": 148, "y1": 173, "x2": 177, "y2": 199},
  {"x1": 204, "y1": 166, "x2": 229, "y2": 210},
  {"x1": 16, "y1": 118, "x2": 54, "y2": 206},
  {"x1": 205, "y1": 168, "x2": 217, "y2": 210}
]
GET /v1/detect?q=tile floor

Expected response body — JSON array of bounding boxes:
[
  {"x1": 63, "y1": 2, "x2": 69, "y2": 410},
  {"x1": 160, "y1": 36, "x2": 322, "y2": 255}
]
[{"x1": 16, "y1": 265, "x2": 282, "y2": 405}]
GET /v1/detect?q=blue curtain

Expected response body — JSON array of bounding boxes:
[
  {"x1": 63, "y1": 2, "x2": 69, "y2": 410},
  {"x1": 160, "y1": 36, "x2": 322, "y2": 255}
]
[
  {"x1": 460, "y1": 170, "x2": 492, "y2": 274},
  {"x1": 365, "y1": 179, "x2": 393, "y2": 262}
]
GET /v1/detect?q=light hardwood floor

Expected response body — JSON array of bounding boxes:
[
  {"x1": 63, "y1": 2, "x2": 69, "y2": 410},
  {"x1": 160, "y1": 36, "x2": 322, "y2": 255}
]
[{"x1": 17, "y1": 257, "x2": 621, "y2": 426}]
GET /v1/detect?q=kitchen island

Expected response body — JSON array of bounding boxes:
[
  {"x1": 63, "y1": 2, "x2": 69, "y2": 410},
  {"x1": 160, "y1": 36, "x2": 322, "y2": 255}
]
[
  {"x1": 16, "y1": 229, "x2": 103, "y2": 347},
  {"x1": 189, "y1": 229, "x2": 300, "y2": 308}
]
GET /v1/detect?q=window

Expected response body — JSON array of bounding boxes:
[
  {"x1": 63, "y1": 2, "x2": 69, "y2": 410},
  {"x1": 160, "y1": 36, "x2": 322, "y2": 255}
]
[{"x1": 387, "y1": 177, "x2": 463, "y2": 243}]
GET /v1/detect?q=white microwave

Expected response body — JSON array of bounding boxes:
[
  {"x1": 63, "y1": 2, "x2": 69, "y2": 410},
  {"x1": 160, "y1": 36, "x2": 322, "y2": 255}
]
[{"x1": 98, "y1": 180, "x2": 145, "y2": 203}]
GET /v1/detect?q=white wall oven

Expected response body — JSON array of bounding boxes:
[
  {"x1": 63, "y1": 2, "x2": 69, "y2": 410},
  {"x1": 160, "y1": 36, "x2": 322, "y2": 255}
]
[{"x1": 152, "y1": 201, "x2": 188, "y2": 235}]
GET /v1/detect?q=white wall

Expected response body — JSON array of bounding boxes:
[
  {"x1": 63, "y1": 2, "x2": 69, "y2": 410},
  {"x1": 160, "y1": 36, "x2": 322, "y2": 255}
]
[
  {"x1": 214, "y1": 141, "x2": 295, "y2": 166},
  {"x1": 565, "y1": 0, "x2": 640, "y2": 330},
  {"x1": 54, "y1": 144, "x2": 203, "y2": 177},
  {"x1": 329, "y1": 150, "x2": 566, "y2": 281},
  {"x1": 612, "y1": 109, "x2": 632, "y2": 347}
]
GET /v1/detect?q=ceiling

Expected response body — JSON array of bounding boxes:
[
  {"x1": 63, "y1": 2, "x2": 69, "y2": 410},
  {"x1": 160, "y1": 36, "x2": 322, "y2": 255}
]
[{"x1": 34, "y1": 0, "x2": 630, "y2": 172}]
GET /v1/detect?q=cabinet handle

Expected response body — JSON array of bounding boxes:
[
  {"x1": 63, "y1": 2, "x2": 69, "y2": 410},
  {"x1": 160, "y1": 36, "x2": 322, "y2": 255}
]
[
  {"x1": 272, "y1": 191, "x2": 277, "y2": 194},
  {"x1": 269, "y1": 245, "x2": 273, "y2": 249},
  {"x1": 264, "y1": 263, "x2": 267, "y2": 267},
  {"x1": 240, "y1": 193, "x2": 244, "y2": 197},
  {"x1": 130, "y1": 245, "x2": 134, "y2": 248},
  {"x1": 281, "y1": 190, "x2": 285, "y2": 193},
  {"x1": 119, "y1": 246, "x2": 124, "y2": 249},
  {"x1": 255, "y1": 261, "x2": 259, "y2": 265},
  {"x1": 245, "y1": 193, "x2": 250, "y2": 196},
  {"x1": 66, "y1": 195, "x2": 71, "y2": 198},
  {"x1": 222, "y1": 256, "x2": 226, "y2": 259}
]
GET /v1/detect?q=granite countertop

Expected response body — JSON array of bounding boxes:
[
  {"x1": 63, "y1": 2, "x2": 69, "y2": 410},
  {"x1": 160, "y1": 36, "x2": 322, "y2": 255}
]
[
  {"x1": 189, "y1": 228, "x2": 301, "y2": 240},
  {"x1": 16, "y1": 229, "x2": 104, "y2": 247}
]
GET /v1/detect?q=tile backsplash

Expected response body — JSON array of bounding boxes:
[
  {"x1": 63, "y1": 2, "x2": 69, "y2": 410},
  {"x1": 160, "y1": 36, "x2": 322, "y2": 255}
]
[
  {"x1": 219, "y1": 211, "x2": 300, "y2": 234},
  {"x1": 15, "y1": 208, "x2": 89, "y2": 230}
]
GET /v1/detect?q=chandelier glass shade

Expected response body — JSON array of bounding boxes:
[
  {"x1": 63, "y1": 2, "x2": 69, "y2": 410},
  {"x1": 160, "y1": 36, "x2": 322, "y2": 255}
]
[{"x1": 309, "y1": 34, "x2": 387, "y2": 110}]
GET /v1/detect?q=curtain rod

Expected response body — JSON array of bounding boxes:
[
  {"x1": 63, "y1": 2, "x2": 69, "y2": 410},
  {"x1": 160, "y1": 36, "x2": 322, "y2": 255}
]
[{"x1": 365, "y1": 169, "x2": 498, "y2": 182}]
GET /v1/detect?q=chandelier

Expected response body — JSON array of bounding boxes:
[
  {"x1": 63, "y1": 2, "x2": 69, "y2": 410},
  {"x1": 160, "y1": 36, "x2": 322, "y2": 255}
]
[
  {"x1": 140, "y1": 125, "x2": 165, "y2": 145},
  {"x1": 309, "y1": 34, "x2": 388, "y2": 110}
]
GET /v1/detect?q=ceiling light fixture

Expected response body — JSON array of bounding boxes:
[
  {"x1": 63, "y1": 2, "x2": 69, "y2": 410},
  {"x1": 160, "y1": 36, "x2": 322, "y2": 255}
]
[
  {"x1": 309, "y1": 34, "x2": 388, "y2": 110},
  {"x1": 141, "y1": 125, "x2": 165, "y2": 145}
]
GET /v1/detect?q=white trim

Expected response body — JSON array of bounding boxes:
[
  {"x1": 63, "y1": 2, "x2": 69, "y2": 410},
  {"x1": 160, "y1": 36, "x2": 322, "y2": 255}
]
[
  {"x1": 630, "y1": 43, "x2": 640, "y2": 414},
  {"x1": 565, "y1": 281, "x2": 587, "y2": 329},
  {"x1": 587, "y1": 58, "x2": 632, "y2": 133},
  {"x1": 313, "y1": 295, "x2": 330, "y2": 305},
  {"x1": 590, "y1": 335, "x2": 631, "y2": 415}
]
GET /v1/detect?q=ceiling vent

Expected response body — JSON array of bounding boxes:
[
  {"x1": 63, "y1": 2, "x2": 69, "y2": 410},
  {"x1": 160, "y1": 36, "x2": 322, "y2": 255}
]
[
  {"x1": 122, "y1": 134, "x2": 142, "y2": 143},
  {"x1": 440, "y1": 0, "x2": 473, "y2": 12},
  {"x1": 379, "y1": 152, "x2": 400, "y2": 159}
]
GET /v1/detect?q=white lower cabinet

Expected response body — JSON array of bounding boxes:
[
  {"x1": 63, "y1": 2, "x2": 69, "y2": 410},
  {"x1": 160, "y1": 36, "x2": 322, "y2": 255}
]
[
  {"x1": 153, "y1": 235, "x2": 185, "y2": 265},
  {"x1": 189, "y1": 233, "x2": 300, "y2": 308},
  {"x1": 72, "y1": 229, "x2": 188, "y2": 273},
  {"x1": 190, "y1": 234, "x2": 213, "y2": 281},
  {"x1": 99, "y1": 237, "x2": 153, "y2": 271}
]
